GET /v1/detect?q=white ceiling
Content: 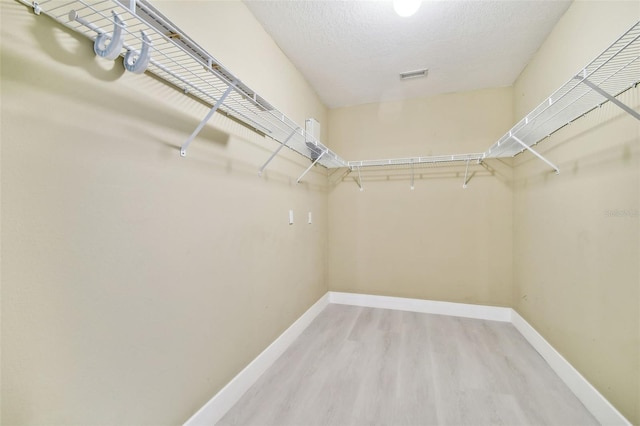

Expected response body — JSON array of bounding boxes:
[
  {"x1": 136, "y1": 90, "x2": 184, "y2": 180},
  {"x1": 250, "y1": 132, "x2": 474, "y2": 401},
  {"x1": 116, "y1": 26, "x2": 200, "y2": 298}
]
[{"x1": 244, "y1": 0, "x2": 572, "y2": 109}]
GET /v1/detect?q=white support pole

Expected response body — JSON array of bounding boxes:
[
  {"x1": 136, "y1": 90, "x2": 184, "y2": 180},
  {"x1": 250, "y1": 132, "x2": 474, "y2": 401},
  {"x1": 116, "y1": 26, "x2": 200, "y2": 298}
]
[
  {"x1": 258, "y1": 128, "x2": 299, "y2": 176},
  {"x1": 463, "y1": 159, "x2": 470, "y2": 189},
  {"x1": 181, "y1": 81, "x2": 237, "y2": 157},
  {"x1": 511, "y1": 135, "x2": 560, "y2": 174},
  {"x1": 296, "y1": 151, "x2": 326, "y2": 183},
  {"x1": 410, "y1": 161, "x2": 415, "y2": 190},
  {"x1": 574, "y1": 76, "x2": 640, "y2": 120}
]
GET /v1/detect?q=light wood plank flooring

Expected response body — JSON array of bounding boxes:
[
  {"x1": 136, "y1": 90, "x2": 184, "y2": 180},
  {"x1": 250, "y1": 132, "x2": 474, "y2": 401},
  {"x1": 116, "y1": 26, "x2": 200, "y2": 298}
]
[{"x1": 218, "y1": 304, "x2": 597, "y2": 425}]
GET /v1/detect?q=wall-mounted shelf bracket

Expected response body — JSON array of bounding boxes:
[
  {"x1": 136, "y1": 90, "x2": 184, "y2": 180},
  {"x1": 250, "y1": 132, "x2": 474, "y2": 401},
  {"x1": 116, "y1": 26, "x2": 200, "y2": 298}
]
[
  {"x1": 356, "y1": 166, "x2": 363, "y2": 192},
  {"x1": 463, "y1": 159, "x2": 471, "y2": 189},
  {"x1": 573, "y1": 75, "x2": 640, "y2": 120},
  {"x1": 258, "y1": 128, "x2": 300, "y2": 176},
  {"x1": 32, "y1": 1, "x2": 41, "y2": 15},
  {"x1": 180, "y1": 81, "x2": 237, "y2": 157},
  {"x1": 511, "y1": 134, "x2": 560, "y2": 174},
  {"x1": 297, "y1": 150, "x2": 326, "y2": 183},
  {"x1": 410, "y1": 161, "x2": 415, "y2": 190}
]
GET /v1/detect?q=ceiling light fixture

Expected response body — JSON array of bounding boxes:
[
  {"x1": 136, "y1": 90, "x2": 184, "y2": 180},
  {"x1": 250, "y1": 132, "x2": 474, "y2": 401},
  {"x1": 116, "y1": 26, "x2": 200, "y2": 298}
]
[
  {"x1": 393, "y1": 0, "x2": 422, "y2": 17},
  {"x1": 400, "y1": 68, "x2": 428, "y2": 80}
]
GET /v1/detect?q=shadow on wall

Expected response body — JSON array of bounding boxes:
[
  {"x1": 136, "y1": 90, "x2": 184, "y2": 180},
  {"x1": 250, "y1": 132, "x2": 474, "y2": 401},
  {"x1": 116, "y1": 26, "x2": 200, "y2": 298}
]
[
  {"x1": 31, "y1": 10, "x2": 126, "y2": 82},
  {"x1": 513, "y1": 139, "x2": 639, "y2": 190}
]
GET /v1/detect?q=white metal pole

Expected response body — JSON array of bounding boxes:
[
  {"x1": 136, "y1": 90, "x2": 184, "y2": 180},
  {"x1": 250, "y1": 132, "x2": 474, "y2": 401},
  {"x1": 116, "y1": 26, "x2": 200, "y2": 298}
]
[
  {"x1": 511, "y1": 135, "x2": 560, "y2": 174},
  {"x1": 296, "y1": 151, "x2": 326, "y2": 183},
  {"x1": 258, "y1": 128, "x2": 299, "y2": 176},
  {"x1": 180, "y1": 82, "x2": 237, "y2": 157}
]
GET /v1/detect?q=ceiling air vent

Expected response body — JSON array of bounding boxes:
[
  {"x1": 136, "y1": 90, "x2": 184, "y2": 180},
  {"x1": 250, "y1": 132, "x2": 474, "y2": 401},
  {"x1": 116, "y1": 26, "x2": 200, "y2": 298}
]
[{"x1": 400, "y1": 68, "x2": 428, "y2": 80}]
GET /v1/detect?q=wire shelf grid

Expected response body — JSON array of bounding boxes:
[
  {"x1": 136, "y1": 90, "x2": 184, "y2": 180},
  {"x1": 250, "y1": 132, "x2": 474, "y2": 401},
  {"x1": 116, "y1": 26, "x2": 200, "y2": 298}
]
[
  {"x1": 28, "y1": 0, "x2": 347, "y2": 169},
  {"x1": 22, "y1": 2, "x2": 640, "y2": 173}
]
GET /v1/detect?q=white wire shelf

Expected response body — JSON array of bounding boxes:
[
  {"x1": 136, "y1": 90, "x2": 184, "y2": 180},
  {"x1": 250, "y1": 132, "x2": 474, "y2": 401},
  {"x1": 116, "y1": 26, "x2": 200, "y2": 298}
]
[
  {"x1": 20, "y1": 1, "x2": 640, "y2": 176},
  {"x1": 24, "y1": 0, "x2": 348, "y2": 171},
  {"x1": 348, "y1": 153, "x2": 485, "y2": 169},
  {"x1": 486, "y1": 20, "x2": 640, "y2": 159}
]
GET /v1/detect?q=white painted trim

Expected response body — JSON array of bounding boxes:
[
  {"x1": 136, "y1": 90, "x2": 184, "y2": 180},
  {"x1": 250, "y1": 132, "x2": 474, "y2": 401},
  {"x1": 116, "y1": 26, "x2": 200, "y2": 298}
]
[
  {"x1": 511, "y1": 310, "x2": 631, "y2": 426},
  {"x1": 183, "y1": 293, "x2": 330, "y2": 426},
  {"x1": 328, "y1": 291, "x2": 512, "y2": 322}
]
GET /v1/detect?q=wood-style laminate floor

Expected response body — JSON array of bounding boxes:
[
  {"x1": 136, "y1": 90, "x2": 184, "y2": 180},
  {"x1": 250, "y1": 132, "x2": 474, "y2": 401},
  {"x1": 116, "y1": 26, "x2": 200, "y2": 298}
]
[{"x1": 218, "y1": 304, "x2": 598, "y2": 426}]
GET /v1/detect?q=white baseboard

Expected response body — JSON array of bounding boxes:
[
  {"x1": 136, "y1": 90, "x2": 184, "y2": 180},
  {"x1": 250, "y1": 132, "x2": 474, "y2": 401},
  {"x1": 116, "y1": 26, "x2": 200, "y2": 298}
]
[
  {"x1": 184, "y1": 292, "x2": 629, "y2": 426},
  {"x1": 511, "y1": 310, "x2": 630, "y2": 426},
  {"x1": 328, "y1": 291, "x2": 512, "y2": 322},
  {"x1": 183, "y1": 293, "x2": 330, "y2": 426}
]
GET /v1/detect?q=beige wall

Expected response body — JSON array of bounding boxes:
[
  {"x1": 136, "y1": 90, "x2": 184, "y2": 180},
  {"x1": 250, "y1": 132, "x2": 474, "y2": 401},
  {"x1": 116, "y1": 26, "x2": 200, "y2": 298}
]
[
  {"x1": 327, "y1": 89, "x2": 514, "y2": 306},
  {"x1": 2, "y1": 0, "x2": 639, "y2": 424},
  {"x1": 1, "y1": 1, "x2": 329, "y2": 424},
  {"x1": 512, "y1": 1, "x2": 640, "y2": 423}
]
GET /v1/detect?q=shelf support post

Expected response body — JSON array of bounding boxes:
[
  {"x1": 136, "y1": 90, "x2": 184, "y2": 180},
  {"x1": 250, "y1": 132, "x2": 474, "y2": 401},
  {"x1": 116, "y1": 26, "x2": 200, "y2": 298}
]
[
  {"x1": 296, "y1": 151, "x2": 326, "y2": 183},
  {"x1": 180, "y1": 81, "x2": 237, "y2": 157},
  {"x1": 573, "y1": 76, "x2": 640, "y2": 120},
  {"x1": 410, "y1": 161, "x2": 415, "y2": 190},
  {"x1": 463, "y1": 159, "x2": 470, "y2": 188},
  {"x1": 356, "y1": 166, "x2": 363, "y2": 191},
  {"x1": 511, "y1": 135, "x2": 560, "y2": 174},
  {"x1": 258, "y1": 128, "x2": 299, "y2": 176}
]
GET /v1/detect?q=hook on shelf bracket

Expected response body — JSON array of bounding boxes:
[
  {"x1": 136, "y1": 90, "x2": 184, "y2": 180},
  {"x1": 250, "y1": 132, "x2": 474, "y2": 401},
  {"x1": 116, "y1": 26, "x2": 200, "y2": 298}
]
[
  {"x1": 511, "y1": 135, "x2": 560, "y2": 174},
  {"x1": 258, "y1": 128, "x2": 299, "y2": 176},
  {"x1": 297, "y1": 150, "x2": 326, "y2": 183},
  {"x1": 94, "y1": 11, "x2": 125, "y2": 60},
  {"x1": 574, "y1": 76, "x2": 640, "y2": 120},
  {"x1": 181, "y1": 81, "x2": 237, "y2": 157},
  {"x1": 124, "y1": 31, "x2": 152, "y2": 74}
]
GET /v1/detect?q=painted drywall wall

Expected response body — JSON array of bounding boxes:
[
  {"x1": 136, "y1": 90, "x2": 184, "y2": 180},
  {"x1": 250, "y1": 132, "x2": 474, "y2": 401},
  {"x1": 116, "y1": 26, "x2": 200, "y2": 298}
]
[
  {"x1": 0, "y1": 1, "x2": 329, "y2": 424},
  {"x1": 327, "y1": 88, "x2": 514, "y2": 307},
  {"x1": 512, "y1": 1, "x2": 640, "y2": 423}
]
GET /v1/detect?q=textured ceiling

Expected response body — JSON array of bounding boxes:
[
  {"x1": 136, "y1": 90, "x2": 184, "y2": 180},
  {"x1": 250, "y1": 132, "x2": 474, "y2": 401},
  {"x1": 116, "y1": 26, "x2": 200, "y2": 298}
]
[{"x1": 244, "y1": 0, "x2": 572, "y2": 108}]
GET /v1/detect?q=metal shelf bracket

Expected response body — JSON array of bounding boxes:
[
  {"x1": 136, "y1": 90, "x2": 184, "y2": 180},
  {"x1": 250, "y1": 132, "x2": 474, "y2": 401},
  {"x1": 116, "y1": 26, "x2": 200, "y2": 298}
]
[
  {"x1": 357, "y1": 166, "x2": 363, "y2": 191},
  {"x1": 410, "y1": 161, "x2": 415, "y2": 190},
  {"x1": 180, "y1": 81, "x2": 237, "y2": 157},
  {"x1": 573, "y1": 75, "x2": 640, "y2": 120},
  {"x1": 258, "y1": 128, "x2": 300, "y2": 176},
  {"x1": 511, "y1": 134, "x2": 560, "y2": 174},
  {"x1": 463, "y1": 159, "x2": 471, "y2": 189},
  {"x1": 297, "y1": 150, "x2": 326, "y2": 183}
]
